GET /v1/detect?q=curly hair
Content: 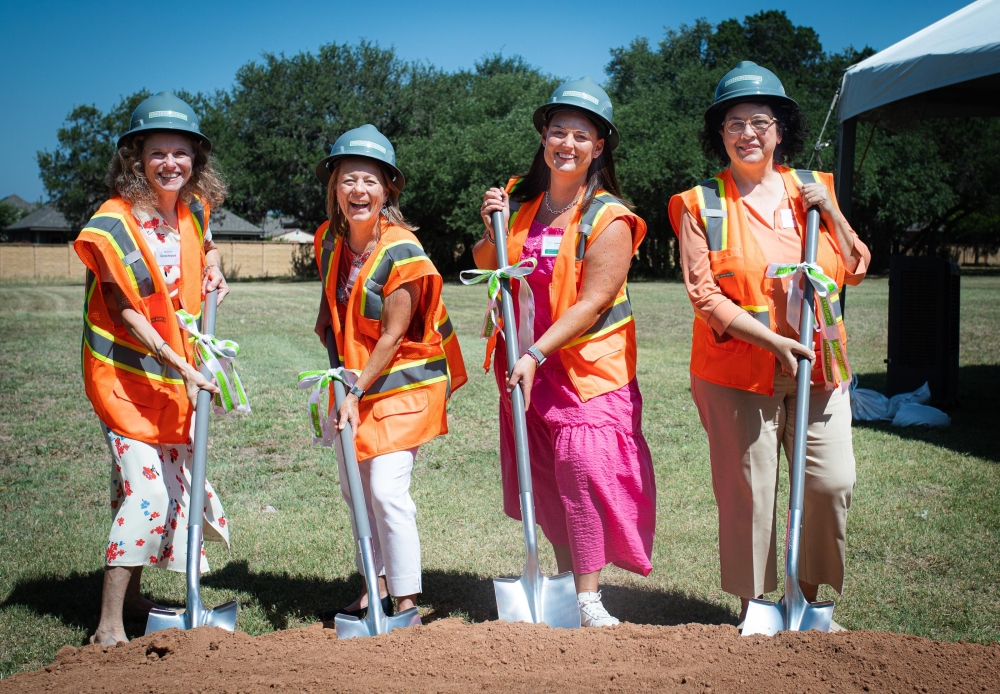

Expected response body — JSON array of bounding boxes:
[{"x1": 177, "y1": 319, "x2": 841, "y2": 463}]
[
  {"x1": 106, "y1": 133, "x2": 227, "y2": 210},
  {"x1": 700, "y1": 99, "x2": 807, "y2": 167},
  {"x1": 325, "y1": 158, "x2": 416, "y2": 241}
]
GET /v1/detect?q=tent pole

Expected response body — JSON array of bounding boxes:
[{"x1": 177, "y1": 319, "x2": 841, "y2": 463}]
[{"x1": 835, "y1": 117, "x2": 857, "y2": 318}]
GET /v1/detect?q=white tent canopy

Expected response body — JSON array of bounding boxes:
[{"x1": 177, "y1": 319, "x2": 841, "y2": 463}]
[{"x1": 837, "y1": 0, "x2": 1000, "y2": 122}]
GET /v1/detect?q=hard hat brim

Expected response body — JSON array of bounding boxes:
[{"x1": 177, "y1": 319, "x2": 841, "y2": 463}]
[
  {"x1": 703, "y1": 90, "x2": 798, "y2": 123},
  {"x1": 314, "y1": 153, "x2": 406, "y2": 191},
  {"x1": 116, "y1": 123, "x2": 212, "y2": 152},
  {"x1": 532, "y1": 103, "x2": 620, "y2": 152}
]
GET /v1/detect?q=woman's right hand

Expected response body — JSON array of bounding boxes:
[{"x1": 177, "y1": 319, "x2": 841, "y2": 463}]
[
  {"x1": 180, "y1": 362, "x2": 220, "y2": 409},
  {"x1": 480, "y1": 187, "x2": 509, "y2": 236},
  {"x1": 770, "y1": 334, "x2": 816, "y2": 378}
]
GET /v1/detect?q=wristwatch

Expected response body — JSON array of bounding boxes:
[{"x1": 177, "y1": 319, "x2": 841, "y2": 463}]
[
  {"x1": 348, "y1": 385, "x2": 366, "y2": 400},
  {"x1": 525, "y1": 345, "x2": 547, "y2": 366}
]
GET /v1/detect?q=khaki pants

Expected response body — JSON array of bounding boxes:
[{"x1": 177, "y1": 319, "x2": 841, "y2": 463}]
[{"x1": 691, "y1": 373, "x2": 856, "y2": 598}]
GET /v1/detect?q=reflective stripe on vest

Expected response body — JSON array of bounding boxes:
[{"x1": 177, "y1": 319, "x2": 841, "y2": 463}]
[
  {"x1": 788, "y1": 169, "x2": 820, "y2": 187},
  {"x1": 436, "y1": 311, "x2": 455, "y2": 345},
  {"x1": 189, "y1": 197, "x2": 207, "y2": 244},
  {"x1": 695, "y1": 177, "x2": 728, "y2": 252},
  {"x1": 319, "y1": 229, "x2": 336, "y2": 285},
  {"x1": 575, "y1": 191, "x2": 622, "y2": 260},
  {"x1": 82, "y1": 276, "x2": 183, "y2": 383},
  {"x1": 567, "y1": 290, "x2": 634, "y2": 347},
  {"x1": 368, "y1": 354, "x2": 449, "y2": 397},
  {"x1": 360, "y1": 240, "x2": 428, "y2": 320},
  {"x1": 82, "y1": 213, "x2": 156, "y2": 298}
]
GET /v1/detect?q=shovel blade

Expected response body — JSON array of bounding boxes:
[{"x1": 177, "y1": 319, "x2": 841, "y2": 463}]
[
  {"x1": 740, "y1": 598, "x2": 785, "y2": 636},
  {"x1": 494, "y1": 571, "x2": 581, "y2": 629},
  {"x1": 795, "y1": 600, "x2": 835, "y2": 633},
  {"x1": 145, "y1": 608, "x2": 187, "y2": 634},
  {"x1": 203, "y1": 600, "x2": 239, "y2": 632},
  {"x1": 334, "y1": 606, "x2": 422, "y2": 640}
]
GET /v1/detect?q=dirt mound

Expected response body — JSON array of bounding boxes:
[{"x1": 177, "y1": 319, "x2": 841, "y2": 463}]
[{"x1": 4, "y1": 619, "x2": 998, "y2": 693}]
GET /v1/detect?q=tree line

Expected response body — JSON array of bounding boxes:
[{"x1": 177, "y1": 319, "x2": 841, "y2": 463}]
[{"x1": 34, "y1": 11, "x2": 1000, "y2": 276}]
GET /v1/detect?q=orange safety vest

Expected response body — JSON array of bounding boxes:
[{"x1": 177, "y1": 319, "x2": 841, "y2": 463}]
[
  {"x1": 314, "y1": 222, "x2": 468, "y2": 460},
  {"x1": 74, "y1": 197, "x2": 209, "y2": 444},
  {"x1": 483, "y1": 177, "x2": 646, "y2": 402},
  {"x1": 668, "y1": 167, "x2": 849, "y2": 395}
]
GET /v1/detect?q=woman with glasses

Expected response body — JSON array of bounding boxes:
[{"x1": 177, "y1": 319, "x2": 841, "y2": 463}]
[{"x1": 668, "y1": 62, "x2": 870, "y2": 630}]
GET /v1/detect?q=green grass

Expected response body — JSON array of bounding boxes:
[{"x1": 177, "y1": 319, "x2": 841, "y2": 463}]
[{"x1": 1, "y1": 277, "x2": 998, "y2": 677}]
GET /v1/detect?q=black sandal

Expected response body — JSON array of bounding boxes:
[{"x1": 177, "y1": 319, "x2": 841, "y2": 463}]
[{"x1": 319, "y1": 595, "x2": 393, "y2": 622}]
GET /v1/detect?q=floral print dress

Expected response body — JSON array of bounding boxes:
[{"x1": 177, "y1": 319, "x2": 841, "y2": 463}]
[{"x1": 103, "y1": 426, "x2": 229, "y2": 572}]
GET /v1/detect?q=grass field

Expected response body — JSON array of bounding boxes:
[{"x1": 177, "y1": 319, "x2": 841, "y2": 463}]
[{"x1": 1, "y1": 277, "x2": 998, "y2": 678}]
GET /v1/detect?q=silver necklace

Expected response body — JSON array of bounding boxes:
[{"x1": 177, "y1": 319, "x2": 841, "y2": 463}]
[{"x1": 545, "y1": 191, "x2": 579, "y2": 215}]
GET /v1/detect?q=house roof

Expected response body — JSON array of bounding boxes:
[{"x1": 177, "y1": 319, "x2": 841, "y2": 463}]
[
  {"x1": 7, "y1": 203, "x2": 69, "y2": 231},
  {"x1": 210, "y1": 208, "x2": 263, "y2": 234},
  {"x1": 1, "y1": 195, "x2": 40, "y2": 214}
]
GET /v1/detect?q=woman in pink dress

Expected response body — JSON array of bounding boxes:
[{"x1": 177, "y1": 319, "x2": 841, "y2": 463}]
[{"x1": 474, "y1": 77, "x2": 655, "y2": 627}]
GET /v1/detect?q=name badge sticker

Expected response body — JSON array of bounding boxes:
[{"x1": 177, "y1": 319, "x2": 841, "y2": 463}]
[
  {"x1": 780, "y1": 209, "x2": 795, "y2": 229},
  {"x1": 541, "y1": 234, "x2": 562, "y2": 257},
  {"x1": 155, "y1": 244, "x2": 180, "y2": 267}
]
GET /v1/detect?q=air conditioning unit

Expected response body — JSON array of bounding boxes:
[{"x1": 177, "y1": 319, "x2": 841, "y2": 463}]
[{"x1": 886, "y1": 255, "x2": 960, "y2": 402}]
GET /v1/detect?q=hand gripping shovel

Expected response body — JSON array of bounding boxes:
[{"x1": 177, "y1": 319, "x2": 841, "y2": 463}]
[
  {"x1": 324, "y1": 328, "x2": 422, "y2": 639},
  {"x1": 741, "y1": 208, "x2": 835, "y2": 636},
  {"x1": 146, "y1": 290, "x2": 239, "y2": 634},
  {"x1": 488, "y1": 210, "x2": 581, "y2": 629}
]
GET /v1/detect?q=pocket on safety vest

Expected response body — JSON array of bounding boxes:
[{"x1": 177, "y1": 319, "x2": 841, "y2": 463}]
[
  {"x1": 708, "y1": 248, "x2": 744, "y2": 298},
  {"x1": 372, "y1": 388, "x2": 430, "y2": 452},
  {"x1": 112, "y1": 379, "x2": 170, "y2": 411}
]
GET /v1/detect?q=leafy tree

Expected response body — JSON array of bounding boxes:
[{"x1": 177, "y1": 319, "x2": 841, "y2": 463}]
[
  {"x1": 0, "y1": 201, "x2": 27, "y2": 231},
  {"x1": 36, "y1": 91, "x2": 150, "y2": 231}
]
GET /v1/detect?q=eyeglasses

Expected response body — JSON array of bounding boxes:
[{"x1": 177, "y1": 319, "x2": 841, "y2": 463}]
[{"x1": 723, "y1": 115, "x2": 778, "y2": 135}]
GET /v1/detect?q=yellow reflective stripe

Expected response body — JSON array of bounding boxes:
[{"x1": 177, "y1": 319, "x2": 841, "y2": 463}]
[
  {"x1": 367, "y1": 354, "x2": 449, "y2": 397},
  {"x1": 740, "y1": 305, "x2": 769, "y2": 312},
  {"x1": 716, "y1": 177, "x2": 728, "y2": 250},
  {"x1": 566, "y1": 293, "x2": 632, "y2": 347},
  {"x1": 82, "y1": 213, "x2": 143, "y2": 295}
]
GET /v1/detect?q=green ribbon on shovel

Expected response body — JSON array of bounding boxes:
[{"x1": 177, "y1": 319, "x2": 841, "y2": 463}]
[
  {"x1": 460, "y1": 258, "x2": 537, "y2": 356},
  {"x1": 765, "y1": 262, "x2": 852, "y2": 390},
  {"x1": 176, "y1": 309, "x2": 251, "y2": 414},
  {"x1": 296, "y1": 368, "x2": 359, "y2": 446}
]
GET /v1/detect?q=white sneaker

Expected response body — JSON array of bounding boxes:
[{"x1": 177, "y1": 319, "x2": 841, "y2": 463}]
[{"x1": 578, "y1": 591, "x2": 620, "y2": 627}]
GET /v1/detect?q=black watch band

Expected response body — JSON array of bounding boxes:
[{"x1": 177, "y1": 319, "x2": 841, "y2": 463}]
[{"x1": 348, "y1": 385, "x2": 366, "y2": 400}]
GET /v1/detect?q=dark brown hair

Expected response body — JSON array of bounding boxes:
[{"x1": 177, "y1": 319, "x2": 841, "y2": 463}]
[
  {"x1": 700, "y1": 99, "x2": 806, "y2": 167},
  {"x1": 107, "y1": 133, "x2": 227, "y2": 209},
  {"x1": 325, "y1": 158, "x2": 416, "y2": 240},
  {"x1": 510, "y1": 108, "x2": 632, "y2": 212}
]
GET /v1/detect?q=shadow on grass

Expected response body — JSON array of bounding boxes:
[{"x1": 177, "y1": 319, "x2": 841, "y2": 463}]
[
  {"x1": 854, "y1": 364, "x2": 1000, "y2": 464},
  {"x1": 2, "y1": 562, "x2": 735, "y2": 638}
]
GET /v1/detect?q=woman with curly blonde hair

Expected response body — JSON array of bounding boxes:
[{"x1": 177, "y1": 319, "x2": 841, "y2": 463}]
[{"x1": 73, "y1": 91, "x2": 232, "y2": 645}]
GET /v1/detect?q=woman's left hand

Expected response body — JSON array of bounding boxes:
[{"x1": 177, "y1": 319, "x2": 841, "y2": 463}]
[
  {"x1": 203, "y1": 265, "x2": 229, "y2": 305},
  {"x1": 507, "y1": 354, "x2": 538, "y2": 411},
  {"x1": 336, "y1": 393, "x2": 360, "y2": 438},
  {"x1": 799, "y1": 183, "x2": 838, "y2": 219}
]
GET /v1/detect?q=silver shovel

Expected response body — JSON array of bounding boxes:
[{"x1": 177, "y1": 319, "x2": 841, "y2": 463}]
[
  {"x1": 324, "y1": 328, "x2": 422, "y2": 639},
  {"x1": 146, "y1": 289, "x2": 239, "y2": 634},
  {"x1": 489, "y1": 210, "x2": 581, "y2": 629},
  {"x1": 741, "y1": 207, "x2": 835, "y2": 636}
]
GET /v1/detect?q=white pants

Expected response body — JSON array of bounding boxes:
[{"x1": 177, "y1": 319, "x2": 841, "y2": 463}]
[{"x1": 335, "y1": 442, "x2": 421, "y2": 596}]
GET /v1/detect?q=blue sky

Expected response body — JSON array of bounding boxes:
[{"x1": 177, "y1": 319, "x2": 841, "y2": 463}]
[{"x1": 0, "y1": 0, "x2": 971, "y2": 201}]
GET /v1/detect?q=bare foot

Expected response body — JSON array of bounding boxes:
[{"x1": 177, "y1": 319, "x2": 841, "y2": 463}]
[
  {"x1": 123, "y1": 594, "x2": 165, "y2": 619},
  {"x1": 89, "y1": 628, "x2": 127, "y2": 647}
]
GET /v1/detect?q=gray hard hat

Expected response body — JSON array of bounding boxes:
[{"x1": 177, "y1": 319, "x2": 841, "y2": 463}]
[
  {"x1": 117, "y1": 91, "x2": 211, "y2": 151},
  {"x1": 315, "y1": 124, "x2": 405, "y2": 190},
  {"x1": 704, "y1": 61, "x2": 797, "y2": 121},
  {"x1": 533, "y1": 76, "x2": 620, "y2": 151}
]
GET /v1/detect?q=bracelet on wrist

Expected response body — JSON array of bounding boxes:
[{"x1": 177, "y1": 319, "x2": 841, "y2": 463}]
[
  {"x1": 154, "y1": 341, "x2": 167, "y2": 364},
  {"x1": 525, "y1": 345, "x2": 546, "y2": 366}
]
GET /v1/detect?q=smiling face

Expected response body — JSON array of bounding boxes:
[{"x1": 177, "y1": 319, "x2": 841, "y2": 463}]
[
  {"x1": 721, "y1": 102, "x2": 781, "y2": 168},
  {"x1": 142, "y1": 133, "x2": 194, "y2": 202},
  {"x1": 541, "y1": 110, "x2": 605, "y2": 178},
  {"x1": 334, "y1": 158, "x2": 387, "y2": 230}
]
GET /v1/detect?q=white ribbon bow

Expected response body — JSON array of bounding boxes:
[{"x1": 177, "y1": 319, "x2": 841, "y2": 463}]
[
  {"x1": 296, "y1": 368, "x2": 359, "y2": 447},
  {"x1": 176, "y1": 310, "x2": 251, "y2": 414},
  {"x1": 765, "y1": 262, "x2": 852, "y2": 391},
  {"x1": 459, "y1": 258, "x2": 538, "y2": 357}
]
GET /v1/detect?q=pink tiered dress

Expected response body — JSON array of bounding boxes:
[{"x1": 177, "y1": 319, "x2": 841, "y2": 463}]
[{"x1": 494, "y1": 220, "x2": 656, "y2": 576}]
